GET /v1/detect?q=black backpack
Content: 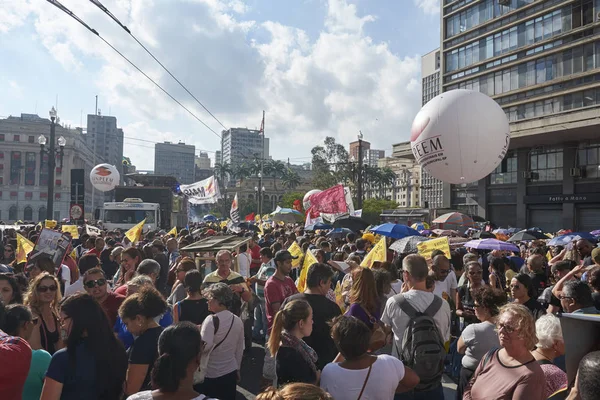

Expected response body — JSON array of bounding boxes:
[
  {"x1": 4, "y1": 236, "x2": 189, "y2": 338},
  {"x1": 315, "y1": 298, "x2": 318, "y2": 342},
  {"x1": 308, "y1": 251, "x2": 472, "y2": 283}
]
[{"x1": 394, "y1": 294, "x2": 446, "y2": 391}]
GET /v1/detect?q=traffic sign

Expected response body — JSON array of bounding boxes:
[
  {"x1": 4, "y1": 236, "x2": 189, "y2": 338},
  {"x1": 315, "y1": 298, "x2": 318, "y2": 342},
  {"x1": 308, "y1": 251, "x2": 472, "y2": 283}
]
[{"x1": 70, "y1": 204, "x2": 83, "y2": 220}]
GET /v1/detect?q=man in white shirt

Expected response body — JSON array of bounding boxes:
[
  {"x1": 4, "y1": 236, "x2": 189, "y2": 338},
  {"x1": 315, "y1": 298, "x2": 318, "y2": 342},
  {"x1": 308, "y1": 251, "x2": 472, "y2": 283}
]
[
  {"x1": 64, "y1": 254, "x2": 100, "y2": 297},
  {"x1": 381, "y1": 254, "x2": 451, "y2": 400},
  {"x1": 431, "y1": 254, "x2": 457, "y2": 302}
]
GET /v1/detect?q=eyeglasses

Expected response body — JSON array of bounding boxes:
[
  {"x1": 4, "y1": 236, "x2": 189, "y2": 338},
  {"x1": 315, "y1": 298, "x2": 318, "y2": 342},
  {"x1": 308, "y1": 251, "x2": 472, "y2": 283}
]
[
  {"x1": 510, "y1": 284, "x2": 521, "y2": 289},
  {"x1": 496, "y1": 322, "x2": 517, "y2": 334},
  {"x1": 4, "y1": 248, "x2": 13, "y2": 253},
  {"x1": 84, "y1": 278, "x2": 107, "y2": 289},
  {"x1": 469, "y1": 270, "x2": 482, "y2": 275},
  {"x1": 37, "y1": 285, "x2": 58, "y2": 293}
]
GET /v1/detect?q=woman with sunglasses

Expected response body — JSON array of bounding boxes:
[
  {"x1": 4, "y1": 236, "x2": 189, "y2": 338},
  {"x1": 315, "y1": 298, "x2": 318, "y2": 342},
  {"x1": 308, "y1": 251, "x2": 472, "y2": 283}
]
[
  {"x1": 3, "y1": 304, "x2": 51, "y2": 400},
  {"x1": 25, "y1": 272, "x2": 63, "y2": 354},
  {"x1": 0, "y1": 273, "x2": 23, "y2": 305},
  {"x1": 456, "y1": 261, "x2": 487, "y2": 329},
  {"x1": 464, "y1": 303, "x2": 545, "y2": 400},
  {"x1": 510, "y1": 273, "x2": 545, "y2": 320},
  {"x1": 126, "y1": 322, "x2": 213, "y2": 400},
  {"x1": 2, "y1": 244, "x2": 16, "y2": 265},
  {"x1": 40, "y1": 293, "x2": 128, "y2": 400}
]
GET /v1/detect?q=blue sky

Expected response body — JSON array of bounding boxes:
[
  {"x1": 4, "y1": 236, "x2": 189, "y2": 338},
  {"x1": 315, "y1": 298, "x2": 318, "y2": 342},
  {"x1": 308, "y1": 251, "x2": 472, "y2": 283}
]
[{"x1": 0, "y1": 0, "x2": 441, "y2": 170}]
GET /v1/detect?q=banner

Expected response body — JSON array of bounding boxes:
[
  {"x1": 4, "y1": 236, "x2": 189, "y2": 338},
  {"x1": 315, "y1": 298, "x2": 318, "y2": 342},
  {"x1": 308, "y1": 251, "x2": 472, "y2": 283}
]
[
  {"x1": 297, "y1": 249, "x2": 319, "y2": 292},
  {"x1": 167, "y1": 227, "x2": 177, "y2": 237},
  {"x1": 417, "y1": 237, "x2": 451, "y2": 259},
  {"x1": 180, "y1": 176, "x2": 221, "y2": 205},
  {"x1": 29, "y1": 229, "x2": 71, "y2": 268},
  {"x1": 245, "y1": 212, "x2": 255, "y2": 222},
  {"x1": 45, "y1": 220, "x2": 57, "y2": 229},
  {"x1": 230, "y1": 193, "x2": 240, "y2": 223},
  {"x1": 287, "y1": 242, "x2": 303, "y2": 268},
  {"x1": 305, "y1": 208, "x2": 324, "y2": 229},
  {"x1": 125, "y1": 219, "x2": 146, "y2": 244},
  {"x1": 361, "y1": 237, "x2": 387, "y2": 268},
  {"x1": 61, "y1": 225, "x2": 79, "y2": 239},
  {"x1": 86, "y1": 225, "x2": 102, "y2": 237},
  {"x1": 310, "y1": 185, "x2": 348, "y2": 214},
  {"x1": 16, "y1": 233, "x2": 35, "y2": 264},
  {"x1": 322, "y1": 186, "x2": 355, "y2": 222}
]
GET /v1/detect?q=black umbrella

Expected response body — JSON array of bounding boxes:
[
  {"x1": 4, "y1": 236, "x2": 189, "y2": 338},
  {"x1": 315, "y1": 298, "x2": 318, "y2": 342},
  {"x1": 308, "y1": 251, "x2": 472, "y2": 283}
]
[
  {"x1": 236, "y1": 222, "x2": 261, "y2": 232},
  {"x1": 473, "y1": 231, "x2": 496, "y2": 239},
  {"x1": 332, "y1": 215, "x2": 370, "y2": 232},
  {"x1": 507, "y1": 230, "x2": 548, "y2": 242}
]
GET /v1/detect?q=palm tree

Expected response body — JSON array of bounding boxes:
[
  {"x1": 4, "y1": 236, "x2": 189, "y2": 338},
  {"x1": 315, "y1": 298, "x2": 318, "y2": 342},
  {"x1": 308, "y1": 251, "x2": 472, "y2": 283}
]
[
  {"x1": 379, "y1": 167, "x2": 396, "y2": 199},
  {"x1": 214, "y1": 162, "x2": 231, "y2": 188},
  {"x1": 281, "y1": 168, "x2": 302, "y2": 190},
  {"x1": 269, "y1": 160, "x2": 286, "y2": 191},
  {"x1": 232, "y1": 163, "x2": 250, "y2": 185}
]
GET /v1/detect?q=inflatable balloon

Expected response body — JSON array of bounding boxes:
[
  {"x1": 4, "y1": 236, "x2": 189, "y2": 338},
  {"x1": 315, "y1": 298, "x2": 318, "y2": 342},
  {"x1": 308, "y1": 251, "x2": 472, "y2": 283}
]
[
  {"x1": 90, "y1": 163, "x2": 120, "y2": 192},
  {"x1": 410, "y1": 89, "x2": 510, "y2": 184},
  {"x1": 303, "y1": 189, "x2": 322, "y2": 210}
]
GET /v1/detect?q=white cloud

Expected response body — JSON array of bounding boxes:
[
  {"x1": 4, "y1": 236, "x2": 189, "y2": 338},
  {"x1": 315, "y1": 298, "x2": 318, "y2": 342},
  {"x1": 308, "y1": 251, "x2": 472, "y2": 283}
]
[
  {"x1": 414, "y1": 0, "x2": 440, "y2": 15},
  {"x1": 0, "y1": 0, "x2": 422, "y2": 170}
]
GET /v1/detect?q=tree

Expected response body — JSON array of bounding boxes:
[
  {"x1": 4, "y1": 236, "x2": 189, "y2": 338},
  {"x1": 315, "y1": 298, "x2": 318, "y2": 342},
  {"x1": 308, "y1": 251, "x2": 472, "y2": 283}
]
[
  {"x1": 362, "y1": 198, "x2": 399, "y2": 225},
  {"x1": 239, "y1": 197, "x2": 258, "y2": 219},
  {"x1": 281, "y1": 191, "x2": 305, "y2": 209},
  {"x1": 214, "y1": 162, "x2": 231, "y2": 188},
  {"x1": 231, "y1": 163, "x2": 250, "y2": 184},
  {"x1": 267, "y1": 160, "x2": 286, "y2": 190},
  {"x1": 281, "y1": 169, "x2": 302, "y2": 190},
  {"x1": 311, "y1": 137, "x2": 349, "y2": 189}
]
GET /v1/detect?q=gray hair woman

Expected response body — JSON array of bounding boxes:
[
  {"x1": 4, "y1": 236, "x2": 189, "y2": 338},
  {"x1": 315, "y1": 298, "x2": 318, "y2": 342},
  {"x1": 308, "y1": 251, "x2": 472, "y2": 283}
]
[
  {"x1": 197, "y1": 283, "x2": 244, "y2": 400},
  {"x1": 532, "y1": 314, "x2": 567, "y2": 398}
]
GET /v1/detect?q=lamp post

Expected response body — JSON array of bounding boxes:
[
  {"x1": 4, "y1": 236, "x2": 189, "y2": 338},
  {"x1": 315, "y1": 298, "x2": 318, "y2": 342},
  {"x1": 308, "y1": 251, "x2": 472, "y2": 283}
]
[
  {"x1": 38, "y1": 107, "x2": 66, "y2": 221},
  {"x1": 257, "y1": 172, "x2": 264, "y2": 217}
]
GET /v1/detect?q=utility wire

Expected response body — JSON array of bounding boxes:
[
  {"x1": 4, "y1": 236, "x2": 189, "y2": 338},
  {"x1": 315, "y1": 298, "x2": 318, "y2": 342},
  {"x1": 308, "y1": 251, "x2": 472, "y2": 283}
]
[
  {"x1": 88, "y1": 0, "x2": 228, "y2": 131},
  {"x1": 45, "y1": 0, "x2": 222, "y2": 140}
]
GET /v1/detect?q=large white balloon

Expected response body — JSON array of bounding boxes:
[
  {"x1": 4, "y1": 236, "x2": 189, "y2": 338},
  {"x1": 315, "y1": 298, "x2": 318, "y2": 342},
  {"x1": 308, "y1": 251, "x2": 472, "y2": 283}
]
[
  {"x1": 303, "y1": 189, "x2": 322, "y2": 210},
  {"x1": 410, "y1": 89, "x2": 510, "y2": 184},
  {"x1": 90, "y1": 164, "x2": 120, "y2": 192}
]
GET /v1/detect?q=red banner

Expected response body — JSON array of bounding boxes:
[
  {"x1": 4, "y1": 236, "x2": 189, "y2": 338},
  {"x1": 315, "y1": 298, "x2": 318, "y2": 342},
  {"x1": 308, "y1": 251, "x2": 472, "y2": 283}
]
[
  {"x1": 309, "y1": 185, "x2": 347, "y2": 214},
  {"x1": 292, "y1": 199, "x2": 303, "y2": 213},
  {"x1": 245, "y1": 212, "x2": 255, "y2": 222}
]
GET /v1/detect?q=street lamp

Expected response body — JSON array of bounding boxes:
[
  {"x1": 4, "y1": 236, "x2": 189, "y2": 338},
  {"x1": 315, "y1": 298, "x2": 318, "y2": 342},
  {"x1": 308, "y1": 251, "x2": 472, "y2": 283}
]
[
  {"x1": 257, "y1": 172, "x2": 263, "y2": 217},
  {"x1": 39, "y1": 107, "x2": 66, "y2": 221},
  {"x1": 357, "y1": 131, "x2": 364, "y2": 209}
]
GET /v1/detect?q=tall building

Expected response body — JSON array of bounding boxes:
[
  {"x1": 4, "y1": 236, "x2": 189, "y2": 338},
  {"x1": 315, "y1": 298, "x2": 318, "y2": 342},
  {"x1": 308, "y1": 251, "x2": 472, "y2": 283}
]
[
  {"x1": 215, "y1": 150, "x2": 222, "y2": 166},
  {"x1": 373, "y1": 157, "x2": 422, "y2": 207},
  {"x1": 349, "y1": 140, "x2": 370, "y2": 161},
  {"x1": 86, "y1": 113, "x2": 124, "y2": 181},
  {"x1": 421, "y1": 49, "x2": 452, "y2": 210},
  {"x1": 365, "y1": 149, "x2": 386, "y2": 167},
  {"x1": 440, "y1": 0, "x2": 600, "y2": 231},
  {"x1": 154, "y1": 141, "x2": 196, "y2": 184},
  {"x1": 221, "y1": 128, "x2": 270, "y2": 167},
  {"x1": 195, "y1": 152, "x2": 211, "y2": 169},
  {"x1": 0, "y1": 113, "x2": 98, "y2": 222}
]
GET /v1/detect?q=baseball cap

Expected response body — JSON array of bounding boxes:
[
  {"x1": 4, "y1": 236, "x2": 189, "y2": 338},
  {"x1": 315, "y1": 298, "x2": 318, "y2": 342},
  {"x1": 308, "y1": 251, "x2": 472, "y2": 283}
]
[{"x1": 274, "y1": 250, "x2": 298, "y2": 263}]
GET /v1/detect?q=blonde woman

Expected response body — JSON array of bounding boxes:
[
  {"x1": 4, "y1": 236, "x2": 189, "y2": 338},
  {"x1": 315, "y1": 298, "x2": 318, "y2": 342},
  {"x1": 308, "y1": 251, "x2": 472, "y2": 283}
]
[{"x1": 24, "y1": 272, "x2": 63, "y2": 354}]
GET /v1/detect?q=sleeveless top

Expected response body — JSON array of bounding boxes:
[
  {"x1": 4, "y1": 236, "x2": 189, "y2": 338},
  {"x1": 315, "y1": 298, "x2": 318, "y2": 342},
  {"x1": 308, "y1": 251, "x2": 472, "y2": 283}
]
[
  {"x1": 176, "y1": 298, "x2": 210, "y2": 325},
  {"x1": 40, "y1": 312, "x2": 60, "y2": 355}
]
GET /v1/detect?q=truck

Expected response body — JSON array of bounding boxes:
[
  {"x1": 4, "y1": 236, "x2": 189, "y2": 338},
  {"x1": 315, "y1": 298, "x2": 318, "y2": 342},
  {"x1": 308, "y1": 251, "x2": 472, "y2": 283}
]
[{"x1": 100, "y1": 198, "x2": 161, "y2": 231}]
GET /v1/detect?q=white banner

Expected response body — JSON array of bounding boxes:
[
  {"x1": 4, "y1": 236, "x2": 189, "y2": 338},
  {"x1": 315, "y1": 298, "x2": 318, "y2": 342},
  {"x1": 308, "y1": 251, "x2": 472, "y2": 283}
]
[{"x1": 180, "y1": 176, "x2": 222, "y2": 205}]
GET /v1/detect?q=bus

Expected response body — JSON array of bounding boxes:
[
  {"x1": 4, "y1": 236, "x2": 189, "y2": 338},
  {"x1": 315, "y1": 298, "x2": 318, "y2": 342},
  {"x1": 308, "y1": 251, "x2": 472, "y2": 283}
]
[{"x1": 100, "y1": 198, "x2": 160, "y2": 231}]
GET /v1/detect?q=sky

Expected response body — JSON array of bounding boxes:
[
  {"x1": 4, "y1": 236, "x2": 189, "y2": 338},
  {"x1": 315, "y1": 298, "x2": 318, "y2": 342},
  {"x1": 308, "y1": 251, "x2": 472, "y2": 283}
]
[{"x1": 0, "y1": 0, "x2": 441, "y2": 171}]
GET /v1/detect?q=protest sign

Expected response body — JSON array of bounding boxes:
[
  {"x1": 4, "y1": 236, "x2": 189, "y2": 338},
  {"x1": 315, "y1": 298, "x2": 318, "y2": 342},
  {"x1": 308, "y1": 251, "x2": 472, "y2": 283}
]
[
  {"x1": 417, "y1": 237, "x2": 451, "y2": 259},
  {"x1": 28, "y1": 228, "x2": 71, "y2": 268}
]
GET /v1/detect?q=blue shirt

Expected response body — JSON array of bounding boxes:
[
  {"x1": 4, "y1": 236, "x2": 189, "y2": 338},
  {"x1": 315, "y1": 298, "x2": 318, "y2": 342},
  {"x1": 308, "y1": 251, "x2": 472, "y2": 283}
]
[
  {"x1": 572, "y1": 306, "x2": 600, "y2": 314},
  {"x1": 113, "y1": 311, "x2": 173, "y2": 350},
  {"x1": 46, "y1": 342, "x2": 98, "y2": 400}
]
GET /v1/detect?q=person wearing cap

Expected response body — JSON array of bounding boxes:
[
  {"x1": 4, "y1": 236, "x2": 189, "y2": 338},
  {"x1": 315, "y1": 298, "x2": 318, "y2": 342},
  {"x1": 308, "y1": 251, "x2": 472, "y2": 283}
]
[{"x1": 262, "y1": 250, "x2": 299, "y2": 386}]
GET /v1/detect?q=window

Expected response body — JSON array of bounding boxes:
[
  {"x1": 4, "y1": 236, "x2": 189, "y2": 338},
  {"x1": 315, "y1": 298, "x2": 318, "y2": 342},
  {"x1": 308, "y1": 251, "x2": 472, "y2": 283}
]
[
  {"x1": 491, "y1": 153, "x2": 517, "y2": 184},
  {"x1": 23, "y1": 206, "x2": 32, "y2": 221},
  {"x1": 13, "y1": 135, "x2": 19, "y2": 142},
  {"x1": 55, "y1": 179, "x2": 61, "y2": 186},
  {"x1": 40, "y1": 154, "x2": 49, "y2": 186},
  {"x1": 0, "y1": 134, "x2": 4, "y2": 141},
  {"x1": 25, "y1": 152, "x2": 36, "y2": 186},
  {"x1": 577, "y1": 143, "x2": 600, "y2": 178},
  {"x1": 10, "y1": 151, "x2": 22, "y2": 185},
  {"x1": 38, "y1": 207, "x2": 47, "y2": 221},
  {"x1": 28, "y1": 136, "x2": 35, "y2": 144},
  {"x1": 530, "y1": 148, "x2": 563, "y2": 181},
  {"x1": 9, "y1": 206, "x2": 17, "y2": 221}
]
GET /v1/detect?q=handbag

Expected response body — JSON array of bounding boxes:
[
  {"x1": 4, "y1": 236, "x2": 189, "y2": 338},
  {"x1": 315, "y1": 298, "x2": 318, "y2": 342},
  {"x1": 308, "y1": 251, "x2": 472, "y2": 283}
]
[
  {"x1": 193, "y1": 314, "x2": 235, "y2": 384},
  {"x1": 356, "y1": 359, "x2": 373, "y2": 400},
  {"x1": 361, "y1": 305, "x2": 386, "y2": 351}
]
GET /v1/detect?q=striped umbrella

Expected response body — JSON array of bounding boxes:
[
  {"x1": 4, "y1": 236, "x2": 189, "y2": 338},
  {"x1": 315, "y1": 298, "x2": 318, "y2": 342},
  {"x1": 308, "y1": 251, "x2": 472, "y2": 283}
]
[{"x1": 432, "y1": 212, "x2": 475, "y2": 227}]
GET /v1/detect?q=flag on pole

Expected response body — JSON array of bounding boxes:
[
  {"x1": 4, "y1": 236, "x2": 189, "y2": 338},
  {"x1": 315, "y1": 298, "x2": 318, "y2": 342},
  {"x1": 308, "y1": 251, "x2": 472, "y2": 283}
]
[
  {"x1": 361, "y1": 236, "x2": 387, "y2": 268},
  {"x1": 297, "y1": 249, "x2": 319, "y2": 292},
  {"x1": 230, "y1": 193, "x2": 240, "y2": 223},
  {"x1": 16, "y1": 233, "x2": 35, "y2": 264},
  {"x1": 125, "y1": 219, "x2": 146, "y2": 244},
  {"x1": 287, "y1": 242, "x2": 303, "y2": 268},
  {"x1": 245, "y1": 212, "x2": 255, "y2": 222},
  {"x1": 167, "y1": 226, "x2": 177, "y2": 237}
]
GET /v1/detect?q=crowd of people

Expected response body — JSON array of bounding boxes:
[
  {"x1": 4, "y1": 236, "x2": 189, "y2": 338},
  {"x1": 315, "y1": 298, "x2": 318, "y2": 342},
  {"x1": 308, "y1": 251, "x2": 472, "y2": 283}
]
[{"x1": 1, "y1": 223, "x2": 600, "y2": 400}]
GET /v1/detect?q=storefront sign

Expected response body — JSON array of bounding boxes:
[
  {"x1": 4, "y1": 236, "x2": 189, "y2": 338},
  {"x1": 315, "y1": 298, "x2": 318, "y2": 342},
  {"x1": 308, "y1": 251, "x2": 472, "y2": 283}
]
[{"x1": 523, "y1": 193, "x2": 600, "y2": 204}]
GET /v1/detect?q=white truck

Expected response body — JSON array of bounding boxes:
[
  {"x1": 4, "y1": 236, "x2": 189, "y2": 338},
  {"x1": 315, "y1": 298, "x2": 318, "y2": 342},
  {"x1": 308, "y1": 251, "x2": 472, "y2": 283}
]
[{"x1": 100, "y1": 198, "x2": 160, "y2": 231}]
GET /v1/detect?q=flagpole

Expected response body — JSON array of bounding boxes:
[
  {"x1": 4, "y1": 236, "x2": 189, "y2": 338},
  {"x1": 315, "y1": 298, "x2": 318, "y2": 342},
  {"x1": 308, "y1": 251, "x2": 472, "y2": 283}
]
[{"x1": 260, "y1": 110, "x2": 265, "y2": 217}]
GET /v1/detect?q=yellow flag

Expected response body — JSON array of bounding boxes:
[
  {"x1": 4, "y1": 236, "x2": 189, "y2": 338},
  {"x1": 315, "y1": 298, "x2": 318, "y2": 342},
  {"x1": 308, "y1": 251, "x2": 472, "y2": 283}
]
[
  {"x1": 125, "y1": 219, "x2": 146, "y2": 244},
  {"x1": 287, "y1": 242, "x2": 303, "y2": 268},
  {"x1": 16, "y1": 233, "x2": 35, "y2": 264},
  {"x1": 255, "y1": 215, "x2": 261, "y2": 223},
  {"x1": 70, "y1": 249, "x2": 77, "y2": 261},
  {"x1": 334, "y1": 281, "x2": 345, "y2": 313},
  {"x1": 297, "y1": 250, "x2": 319, "y2": 292},
  {"x1": 417, "y1": 237, "x2": 451, "y2": 260},
  {"x1": 45, "y1": 219, "x2": 57, "y2": 229},
  {"x1": 61, "y1": 225, "x2": 79, "y2": 239},
  {"x1": 361, "y1": 237, "x2": 387, "y2": 268},
  {"x1": 167, "y1": 226, "x2": 177, "y2": 237}
]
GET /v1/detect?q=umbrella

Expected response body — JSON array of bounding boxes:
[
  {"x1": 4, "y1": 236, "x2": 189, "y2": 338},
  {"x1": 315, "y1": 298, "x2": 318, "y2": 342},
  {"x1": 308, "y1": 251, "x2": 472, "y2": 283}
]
[
  {"x1": 507, "y1": 227, "x2": 521, "y2": 234},
  {"x1": 411, "y1": 222, "x2": 430, "y2": 231},
  {"x1": 463, "y1": 239, "x2": 519, "y2": 252},
  {"x1": 270, "y1": 208, "x2": 304, "y2": 223},
  {"x1": 420, "y1": 229, "x2": 432, "y2": 236},
  {"x1": 305, "y1": 222, "x2": 332, "y2": 231},
  {"x1": 432, "y1": 229, "x2": 460, "y2": 237},
  {"x1": 548, "y1": 232, "x2": 597, "y2": 246},
  {"x1": 472, "y1": 231, "x2": 496, "y2": 239},
  {"x1": 389, "y1": 236, "x2": 429, "y2": 254},
  {"x1": 203, "y1": 214, "x2": 217, "y2": 222},
  {"x1": 591, "y1": 230, "x2": 600, "y2": 236},
  {"x1": 493, "y1": 228, "x2": 509, "y2": 235},
  {"x1": 332, "y1": 215, "x2": 370, "y2": 232},
  {"x1": 327, "y1": 227, "x2": 353, "y2": 238},
  {"x1": 448, "y1": 237, "x2": 469, "y2": 248},
  {"x1": 527, "y1": 227, "x2": 543, "y2": 232},
  {"x1": 370, "y1": 223, "x2": 420, "y2": 239},
  {"x1": 507, "y1": 230, "x2": 549, "y2": 242},
  {"x1": 236, "y1": 222, "x2": 261, "y2": 232},
  {"x1": 432, "y1": 212, "x2": 475, "y2": 227}
]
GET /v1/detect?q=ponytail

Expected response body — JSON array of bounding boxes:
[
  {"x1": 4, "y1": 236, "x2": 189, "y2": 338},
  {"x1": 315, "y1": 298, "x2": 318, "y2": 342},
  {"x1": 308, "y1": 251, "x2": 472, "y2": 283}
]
[
  {"x1": 267, "y1": 299, "x2": 311, "y2": 357},
  {"x1": 151, "y1": 353, "x2": 178, "y2": 392}
]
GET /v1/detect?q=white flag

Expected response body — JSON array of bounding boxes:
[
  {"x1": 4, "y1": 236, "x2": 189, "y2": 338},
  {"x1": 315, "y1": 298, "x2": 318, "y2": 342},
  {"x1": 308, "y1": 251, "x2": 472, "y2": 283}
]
[{"x1": 230, "y1": 193, "x2": 240, "y2": 223}]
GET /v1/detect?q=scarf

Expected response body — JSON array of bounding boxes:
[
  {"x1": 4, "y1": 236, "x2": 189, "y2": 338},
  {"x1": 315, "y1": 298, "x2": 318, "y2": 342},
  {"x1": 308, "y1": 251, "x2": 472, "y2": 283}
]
[{"x1": 281, "y1": 331, "x2": 318, "y2": 374}]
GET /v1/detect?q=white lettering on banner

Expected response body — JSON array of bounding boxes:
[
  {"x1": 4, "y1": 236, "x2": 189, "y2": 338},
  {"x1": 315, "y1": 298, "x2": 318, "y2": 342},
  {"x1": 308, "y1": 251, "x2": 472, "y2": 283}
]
[{"x1": 180, "y1": 176, "x2": 222, "y2": 205}]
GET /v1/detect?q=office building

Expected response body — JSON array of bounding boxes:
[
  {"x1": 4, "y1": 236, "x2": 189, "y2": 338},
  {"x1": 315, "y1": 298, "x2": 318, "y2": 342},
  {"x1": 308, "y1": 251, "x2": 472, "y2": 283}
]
[
  {"x1": 221, "y1": 128, "x2": 270, "y2": 167},
  {"x1": 349, "y1": 140, "x2": 385, "y2": 166},
  {"x1": 0, "y1": 113, "x2": 98, "y2": 222},
  {"x1": 372, "y1": 157, "x2": 422, "y2": 207},
  {"x1": 86, "y1": 113, "x2": 124, "y2": 182},
  {"x1": 154, "y1": 141, "x2": 196, "y2": 184},
  {"x1": 195, "y1": 152, "x2": 211, "y2": 170},
  {"x1": 440, "y1": 0, "x2": 600, "y2": 231},
  {"x1": 215, "y1": 150, "x2": 222, "y2": 166}
]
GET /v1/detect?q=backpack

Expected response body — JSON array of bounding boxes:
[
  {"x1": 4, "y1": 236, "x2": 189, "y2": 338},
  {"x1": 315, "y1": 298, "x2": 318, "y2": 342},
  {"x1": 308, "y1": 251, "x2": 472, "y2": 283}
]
[{"x1": 394, "y1": 294, "x2": 446, "y2": 391}]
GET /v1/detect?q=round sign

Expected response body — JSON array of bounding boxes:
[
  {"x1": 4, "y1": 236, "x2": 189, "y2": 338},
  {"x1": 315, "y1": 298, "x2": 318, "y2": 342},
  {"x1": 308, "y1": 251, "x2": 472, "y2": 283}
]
[
  {"x1": 70, "y1": 204, "x2": 83, "y2": 220},
  {"x1": 90, "y1": 163, "x2": 120, "y2": 192},
  {"x1": 303, "y1": 189, "x2": 322, "y2": 211},
  {"x1": 410, "y1": 89, "x2": 510, "y2": 184}
]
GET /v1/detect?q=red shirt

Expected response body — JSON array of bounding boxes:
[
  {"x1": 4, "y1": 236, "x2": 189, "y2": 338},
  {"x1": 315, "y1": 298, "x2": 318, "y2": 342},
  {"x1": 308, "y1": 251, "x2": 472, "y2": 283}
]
[
  {"x1": 0, "y1": 330, "x2": 32, "y2": 400},
  {"x1": 62, "y1": 255, "x2": 78, "y2": 284},
  {"x1": 101, "y1": 292, "x2": 125, "y2": 327},
  {"x1": 250, "y1": 244, "x2": 261, "y2": 270},
  {"x1": 86, "y1": 248, "x2": 102, "y2": 258},
  {"x1": 264, "y1": 276, "x2": 298, "y2": 332},
  {"x1": 113, "y1": 284, "x2": 128, "y2": 297}
]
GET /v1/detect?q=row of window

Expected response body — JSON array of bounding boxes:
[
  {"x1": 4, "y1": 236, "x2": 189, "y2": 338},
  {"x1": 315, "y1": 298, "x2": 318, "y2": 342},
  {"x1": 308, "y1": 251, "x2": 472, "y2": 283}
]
[
  {"x1": 3, "y1": 151, "x2": 52, "y2": 185},
  {"x1": 5, "y1": 206, "x2": 49, "y2": 222},
  {"x1": 448, "y1": 41, "x2": 600, "y2": 97},
  {"x1": 0, "y1": 134, "x2": 40, "y2": 143},
  {"x1": 445, "y1": 2, "x2": 595, "y2": 73}
]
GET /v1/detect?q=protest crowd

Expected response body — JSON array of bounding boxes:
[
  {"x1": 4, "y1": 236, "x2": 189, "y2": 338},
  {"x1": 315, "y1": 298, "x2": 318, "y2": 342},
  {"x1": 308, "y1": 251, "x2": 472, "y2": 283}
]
[{"x1": 1, "y1": 217, "x2": 600, "y2": 400}]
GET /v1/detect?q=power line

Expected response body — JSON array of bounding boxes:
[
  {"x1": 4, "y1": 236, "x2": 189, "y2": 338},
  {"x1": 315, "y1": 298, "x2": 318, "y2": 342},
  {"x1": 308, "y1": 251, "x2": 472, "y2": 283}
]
[
  {"x1": 88, "y1": 0, "x2": 228, "y2": 131},
  {"x1": 45, "y1": 0, "x2": 222, "y2": 140}
]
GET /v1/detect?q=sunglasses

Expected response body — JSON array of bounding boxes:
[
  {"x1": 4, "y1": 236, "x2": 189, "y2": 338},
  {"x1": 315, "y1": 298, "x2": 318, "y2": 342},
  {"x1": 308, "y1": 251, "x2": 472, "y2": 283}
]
[
  {"x1": 496, "y1": 322, "x2": 517, "y2": 334},
  {"x1": 37, "y1": 285, "x2": 57, "y2": 293},
  {"x1": 4, "y1": 249, "x2": 14, "y2": 253},
  {"x1": 84, "y1": 278, "x2": 107, "y2": 289},
  {"x1": 469, "y1": 270, "x2": 482, "y2": 275}
]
